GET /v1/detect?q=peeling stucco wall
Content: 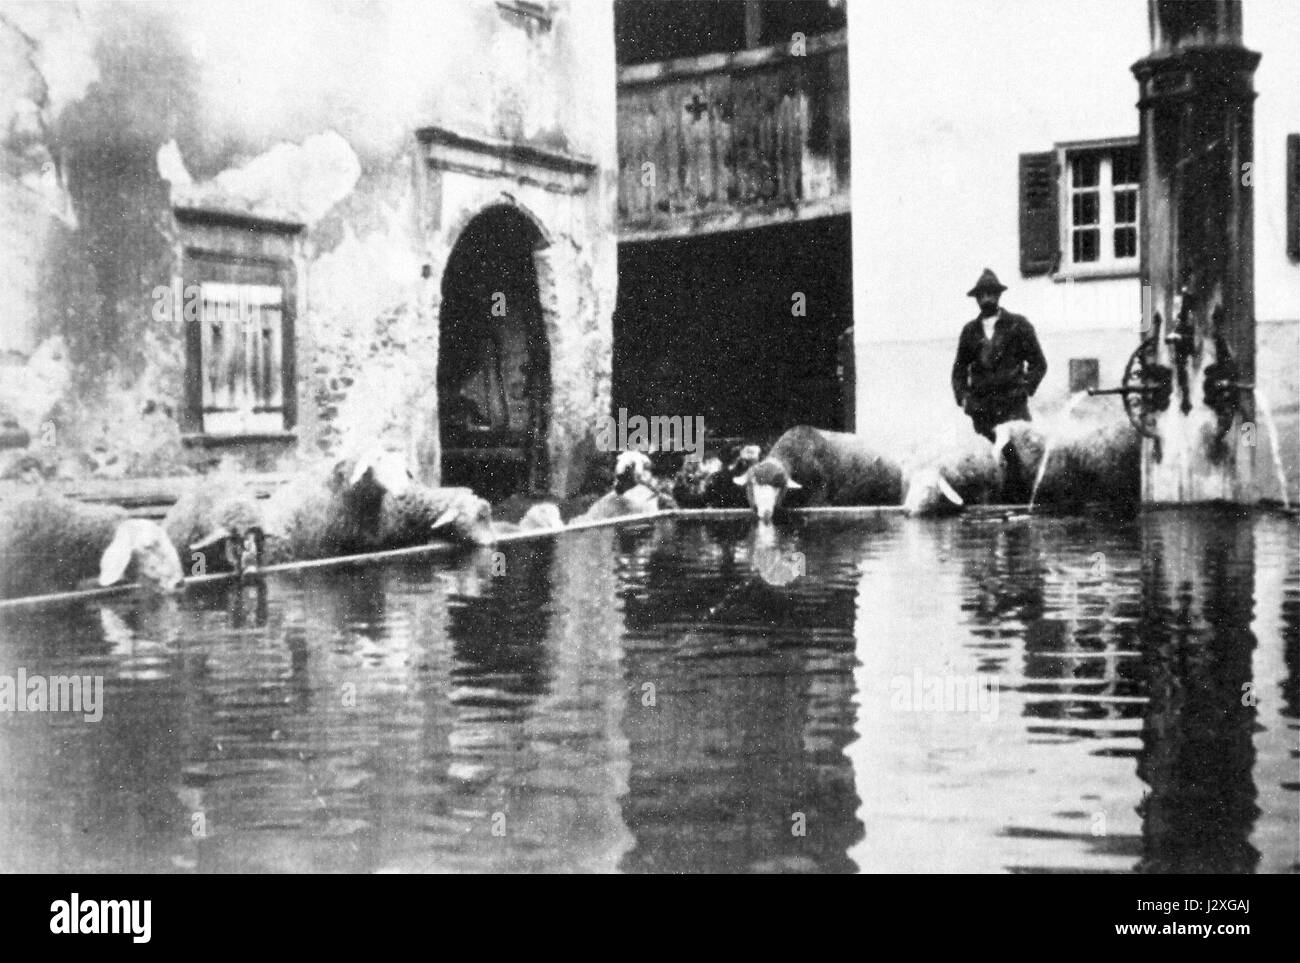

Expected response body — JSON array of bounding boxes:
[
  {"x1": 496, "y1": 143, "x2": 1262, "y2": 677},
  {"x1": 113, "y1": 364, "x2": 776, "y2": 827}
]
[{"x1": 0, "y1": 0, "x2": 618, "y2": 492}]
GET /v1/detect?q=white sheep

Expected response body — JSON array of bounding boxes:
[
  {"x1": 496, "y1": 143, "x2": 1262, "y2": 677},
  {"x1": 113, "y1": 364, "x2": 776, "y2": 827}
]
[
  {"x1": 332, "y1": 448, "x2": 495, "y2": 549},
  {"x1": 575, "y1": 451, "x2": 675, "y2": 523},
  {"x1": 169, "y1": 449, "x2": 497, "y2": 573},
  {"x1": 519, "y1": 502, "x2": 564, "y2": 531},
  {"x1": 492, "y1": 502, "x2": 565, "y2": 536},
  {"x1": 900, "y1": 424, "x2": 1011, "y2": 517},
  {"x1": 257, "y1": 448, "x2": 408, "y2": 561},
  {"x1": 899, "y1": 409, "x2": 1139, "y2": 515},
  {"x1": 377, "y1": 483, "x2": 496, "y2": 548},
  {"x1": 1002, "y1": 412, "x2": 1139, "y2": 509},
  {"x1": 0, "y1": 494, "x2": 183, "y2": 599},
  {"x1": 901, "y1": 466, "x2": 968, "y2": 516},
  {"x1": 735, "y1": 427, "x2": 903, "y2": 520},
  {"x1": 164, "y1": 476, "x2": 268, "y2": 577}
]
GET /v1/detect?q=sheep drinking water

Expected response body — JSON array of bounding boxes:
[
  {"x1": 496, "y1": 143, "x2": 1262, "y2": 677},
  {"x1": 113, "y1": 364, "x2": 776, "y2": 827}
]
[
  {"x1": 898, "y1": 407, "x2": 1140, "y2": 516},
  {"x1": 735, "y1": 427, "x2": 903, "y2": 521},
  {"x1": 0, "y1": 494, "x2": 183, "y2": 599},
  {"x1": 900, "y1": 425, "x2": 1012, "y2": 516},
  {"x1": 168, "y1": 449, "x2": 496, "y2": 574},
  {"x1": 575, "y1": 451, "x2": 676, "y2": 523},
  {"x1": 164, "y1": 477, "x2": 268, "y2": 577}
]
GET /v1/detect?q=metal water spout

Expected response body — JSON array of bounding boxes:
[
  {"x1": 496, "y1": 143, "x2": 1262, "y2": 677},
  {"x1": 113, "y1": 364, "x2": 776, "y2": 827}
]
[
  {"x1": 1164, "y1": 288, "x2": 1197, "y2": 417},
  {"x1": 1087, "y1": 309, "x2": 1172, "y2": 457}
]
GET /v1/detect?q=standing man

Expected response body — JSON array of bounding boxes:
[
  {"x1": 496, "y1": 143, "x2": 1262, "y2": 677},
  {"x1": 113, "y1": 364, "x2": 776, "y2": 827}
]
[{"x1": 951, "y1": 269, "x2": 1048, "y2": 442}]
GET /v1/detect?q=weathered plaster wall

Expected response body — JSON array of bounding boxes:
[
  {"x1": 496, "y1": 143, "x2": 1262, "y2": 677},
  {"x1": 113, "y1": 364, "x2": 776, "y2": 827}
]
[{"x1": 0, "y1": 0, "x2": 618, "y2": 492}]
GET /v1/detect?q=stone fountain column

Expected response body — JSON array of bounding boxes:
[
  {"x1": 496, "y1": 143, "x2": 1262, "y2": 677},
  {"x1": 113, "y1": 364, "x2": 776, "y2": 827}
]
[{"x1": 1133, "y1": 0, "x2": 1261, "y2": 503}]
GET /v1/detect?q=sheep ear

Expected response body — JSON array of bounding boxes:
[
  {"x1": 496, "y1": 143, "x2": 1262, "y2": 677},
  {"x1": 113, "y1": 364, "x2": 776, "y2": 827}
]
[
  {"x1": 190, "y1": 527, "x2": 231, "y2": 552},
  {"x1": 98, "y1": 528, "x2": 134, "y2": 587},
  {"x1": 431, "y1": 508, "x2": 459, "y2": 531},
  {"x1": 938, "y1": 475, "x2": 964, "y2": 506},
  {"x1": 349, "y1": 455, "x2": 373, "y2": 486},
  {"x1": 786, "y1": 479, "x2": 803, "y2": 490}
]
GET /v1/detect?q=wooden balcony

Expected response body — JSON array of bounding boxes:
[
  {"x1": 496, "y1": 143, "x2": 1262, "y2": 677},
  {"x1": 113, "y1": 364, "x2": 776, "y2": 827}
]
[{"x1": 616, "y1": 29, "x2": 849, "y2": 243}]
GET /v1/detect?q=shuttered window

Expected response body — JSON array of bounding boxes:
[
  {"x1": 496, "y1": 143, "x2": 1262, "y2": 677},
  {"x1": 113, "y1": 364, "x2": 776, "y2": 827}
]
[
  {"x1": 1288, "y1": 133, "x2": 1299, "y2": 263},
  {"x1": 1022, "y1": 138, "x2": 1141, "y2": 280},
  {"x1": 179, "y1": 241, "x2": 298, "y2": 437},
  {"x1": 199, "y1": 282, "x2": 286, "y2": 435},
  {"x1": 1019, "y1": 152, "x2": 1059, "y2": 276}
]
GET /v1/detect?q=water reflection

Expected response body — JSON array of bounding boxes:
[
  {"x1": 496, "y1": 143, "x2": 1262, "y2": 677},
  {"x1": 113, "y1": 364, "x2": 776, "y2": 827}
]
[
  {"x1": 964, "y1": 522, "x2": 1048, "y2": 636},
  {"x1": 617, "y1": 518, "x2": 863, "y2": 873},
  {"x1": 0, "y1": 510, "x2": 1294, "y2": 873},
  {"x1": 448, "y1": 540, "x2": 554, "y2": 703},
  {"x1": 1275, "y1": 541, "x2": 1300, "y2": 873},
  {"x1": 1135, "y1": 513, "x2": 1260, "y2": 872}
]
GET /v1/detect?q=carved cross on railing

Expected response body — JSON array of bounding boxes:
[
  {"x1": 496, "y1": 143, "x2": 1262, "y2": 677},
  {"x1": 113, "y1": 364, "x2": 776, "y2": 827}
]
[{"x1": 684, "y1": 91, "x2": 709, "y2": 122}]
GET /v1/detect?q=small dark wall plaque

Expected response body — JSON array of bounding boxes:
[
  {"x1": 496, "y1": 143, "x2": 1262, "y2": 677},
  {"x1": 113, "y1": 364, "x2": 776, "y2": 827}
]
[
  {"x1": 0, "y1": 424, "x2": 31, "y2": 450},
  {"x1": 1069, "y1": 357, "x2": 1100, "y2": 393}
]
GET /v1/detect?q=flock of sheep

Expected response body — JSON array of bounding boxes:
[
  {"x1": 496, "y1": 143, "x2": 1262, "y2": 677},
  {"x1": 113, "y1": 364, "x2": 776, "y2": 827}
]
[
  {"x1": 0, "y1": 450, "x2": 500, "y2": 600},
  {"x1": 0, "y1": 411, "x2": 1138, "y2": 602},
  {"x1": 679, "y1": 409, "x2": 1138, "y2": 520}
]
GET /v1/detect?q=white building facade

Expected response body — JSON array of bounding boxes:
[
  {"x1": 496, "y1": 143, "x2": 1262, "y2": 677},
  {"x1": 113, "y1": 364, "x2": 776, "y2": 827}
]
[{"x1": 848, "y1": 0, "x2": 1298, "y2": 502}]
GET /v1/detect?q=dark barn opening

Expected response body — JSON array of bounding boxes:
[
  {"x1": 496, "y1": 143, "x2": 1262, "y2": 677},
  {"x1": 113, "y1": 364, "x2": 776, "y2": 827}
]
[
  {"x1": 615, "y1": 0, "x2": 847, "y2": 65},
  {"x1": 438, "y1": 206, "x2": 551, "y2": 502},
  {"x1": 613, "y1": 214, "x2": 852, "y2": 448}
]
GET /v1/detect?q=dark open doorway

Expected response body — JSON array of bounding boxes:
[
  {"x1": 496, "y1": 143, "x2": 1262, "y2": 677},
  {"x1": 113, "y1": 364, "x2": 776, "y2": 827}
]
[
  {"x1": 613, "y1": 214, "x2": 852, "y2": 447},
  {"x1": 438, "y1": 205, "x2": 551, "y2": 501}
]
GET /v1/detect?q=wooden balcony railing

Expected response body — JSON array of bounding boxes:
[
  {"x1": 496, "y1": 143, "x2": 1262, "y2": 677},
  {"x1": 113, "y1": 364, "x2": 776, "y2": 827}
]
[{"x1": 617, "y1": 29, "x2": 849, "y2": 242}]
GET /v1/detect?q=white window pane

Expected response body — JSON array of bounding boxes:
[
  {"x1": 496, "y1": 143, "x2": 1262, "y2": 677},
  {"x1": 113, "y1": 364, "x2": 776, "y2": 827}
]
[{"x1": 198, "y1": 280, "x2": 285, "y2": 432}]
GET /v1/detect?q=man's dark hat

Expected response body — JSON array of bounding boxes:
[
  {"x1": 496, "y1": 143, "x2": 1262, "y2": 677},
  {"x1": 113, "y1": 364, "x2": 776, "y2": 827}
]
[{"x1": 967, "y1": 268, "x2": 1007, "y2": 297}]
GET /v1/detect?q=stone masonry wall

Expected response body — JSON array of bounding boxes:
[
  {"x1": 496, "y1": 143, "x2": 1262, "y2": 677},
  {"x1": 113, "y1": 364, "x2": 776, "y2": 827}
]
[{"x1": 0, "y1": 1, "x2": 618, "y2": 495}]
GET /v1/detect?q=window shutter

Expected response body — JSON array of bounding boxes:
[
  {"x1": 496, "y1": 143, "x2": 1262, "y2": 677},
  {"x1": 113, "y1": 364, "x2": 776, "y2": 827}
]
[
  {"x1": 1019, "y1": 151, "x2": 1059, "y2": 276},
  {"x1": 1288, "y1": 133, "x2": 1299, "y2": 263}
]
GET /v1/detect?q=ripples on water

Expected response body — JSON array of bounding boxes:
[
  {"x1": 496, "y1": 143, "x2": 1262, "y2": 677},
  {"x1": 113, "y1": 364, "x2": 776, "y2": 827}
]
[{"x1": 0, "y1": 510, "x2": 1295, "y2": 873}]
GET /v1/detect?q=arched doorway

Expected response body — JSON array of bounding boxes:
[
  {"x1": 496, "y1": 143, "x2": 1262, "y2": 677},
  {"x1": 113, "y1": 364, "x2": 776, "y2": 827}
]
[{"x1": 438, "y1": 205, "x2": 551, "y2": 501}]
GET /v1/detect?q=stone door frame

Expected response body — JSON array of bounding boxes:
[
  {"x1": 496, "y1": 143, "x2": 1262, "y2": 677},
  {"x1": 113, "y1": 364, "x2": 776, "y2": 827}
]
[{"x1": 414, "y1": 126, "x2": 597, "y2": 492}]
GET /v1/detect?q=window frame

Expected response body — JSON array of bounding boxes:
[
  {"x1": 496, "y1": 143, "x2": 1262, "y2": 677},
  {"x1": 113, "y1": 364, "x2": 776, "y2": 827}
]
[
  {"x1": 180, "y1": 242, "x2": 299, "y2": 442},
  {"x1": 174, "y1": 206, "x2": 302, "y2": 444},
  {"x1": 1054, "y1": 136, "x2": 1141, "y2": 281}
]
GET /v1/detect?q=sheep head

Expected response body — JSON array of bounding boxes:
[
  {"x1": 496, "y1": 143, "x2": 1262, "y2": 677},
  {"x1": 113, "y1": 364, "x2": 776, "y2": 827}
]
[
  {"x1": 672, "y1": 456, "x2": 723, "y2": 506},
  {"x1": 734, "y1": 458, "x2": 802, "y2": 522},
  {"x1": 902, "y1": 467, "x2": 964, "y2": 517},
  {"x1": 518, "y1": 503, "x2": 564, "y2": 531},
  {"x1": 614, "y1": 450, "x2": 654, "y2": 494},
  {"x1": 346, "y1": 449, "x2": 414, "y2": 497},
  {"x1": 99, "y1": 519, "x2": 185, "y2": 592},
  {"x1": 331, "y1": 448, "x2": 416, "y2": 539},
  {"x1": 190, "y1": 525, "x2": 265, "y2": 578},
  {"x1": 430, "y1": 489, "x2": 496, "y2": 546}
]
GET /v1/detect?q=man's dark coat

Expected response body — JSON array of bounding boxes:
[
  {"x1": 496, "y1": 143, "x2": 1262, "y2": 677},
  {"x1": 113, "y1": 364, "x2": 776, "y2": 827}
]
[{"x1": 951, "y1": 310, "x2": 1048, "y2": 439}]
